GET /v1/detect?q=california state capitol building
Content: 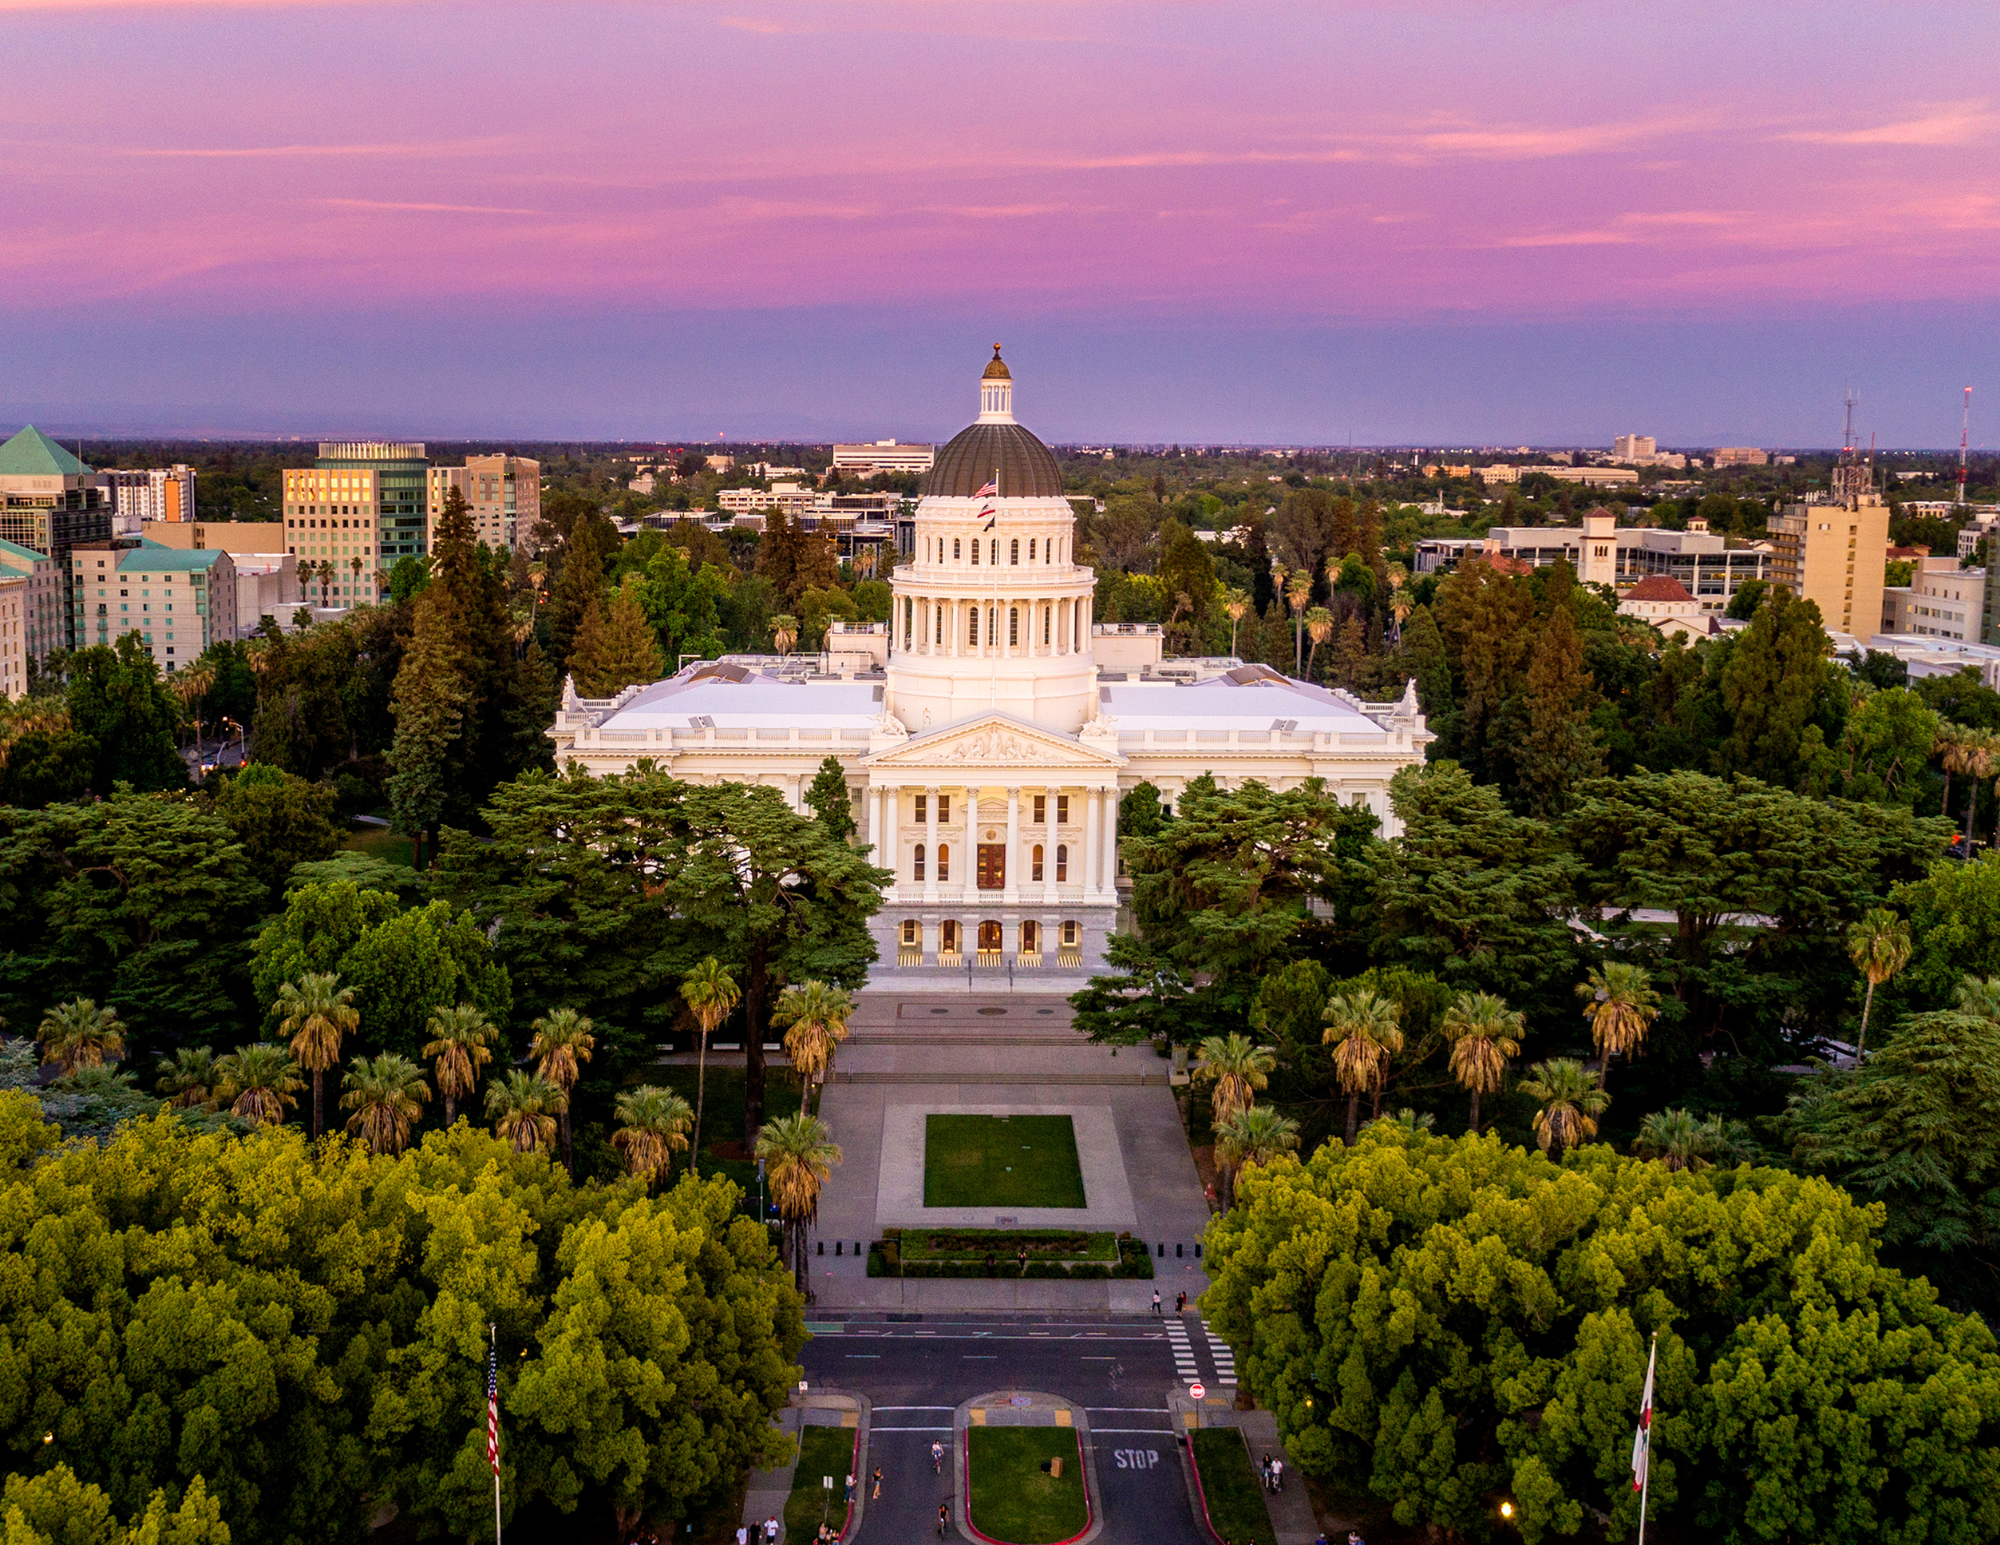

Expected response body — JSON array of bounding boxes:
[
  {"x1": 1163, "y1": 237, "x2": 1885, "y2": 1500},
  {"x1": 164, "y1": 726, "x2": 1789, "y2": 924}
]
[{"x1": 549, "y1": 350, "x2": 1434, "y2": 979}]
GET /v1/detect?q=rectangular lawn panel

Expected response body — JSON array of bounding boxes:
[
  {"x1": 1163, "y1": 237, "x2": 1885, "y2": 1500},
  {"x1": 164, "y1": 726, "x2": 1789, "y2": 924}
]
[
  {"x1": 783, "y1": 1424, "x2": 857, "y2": 1543},
  {"x1": 923, "y1": 1114, "x2": 1086, "y2": 1209},
  {"x1": 1190, "y1": 1430, "x2": 1278, "y2": 1545},
  {"x1": 966, "y1": 1427, "x2": 1088, "y2": 1544}
]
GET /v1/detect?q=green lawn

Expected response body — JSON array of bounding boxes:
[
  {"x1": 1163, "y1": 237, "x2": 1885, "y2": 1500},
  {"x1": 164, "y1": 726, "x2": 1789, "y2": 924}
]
[
  {"x1": 640, "y1": 1065, "x2": 804, "y2": 1205},
  {"x1": 966, "y1": 1427, "x2": 1088, "y2": 1544},
  {"x1": 339, "y1": 825, "x2": 415, "y2": 868},
  {"x1": 1191, "y1": 1430, "x2": 1277, "y2": 1545},
  {"x1": 924, "y1": 1114, "x2": 1086, "y2": 1209},
  {"x1": 783, "y1": 1425, "x2": 857, "y2": 1544}
]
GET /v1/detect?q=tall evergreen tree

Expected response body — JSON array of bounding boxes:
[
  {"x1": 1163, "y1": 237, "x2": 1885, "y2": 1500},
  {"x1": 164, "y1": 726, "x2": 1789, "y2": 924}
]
[
  {"x1": 804, "y1": 755, "x2": 856, "y2": 842},
  {"x1": 546, "y1": 512, "x2": 610, "y2": 674},
  {"x1": 568, "y1": 579, "x2": 664, "y2": 697},
  {"x1": 387, "y1": 609, "x2": 471, "y2": 857},
  {"x1": 1399, "y1": 603, "x2": 1453, "y2": 730},
  {"x1": 1718, "y1": 586, "x2": 1840, "y2": 788},
  {"x1": 1518, "y1": 602, "x2": 1605, "y2": 816},
  {"x1": 1434, "y1": 558, "x2": 1535, "y2": 784}
]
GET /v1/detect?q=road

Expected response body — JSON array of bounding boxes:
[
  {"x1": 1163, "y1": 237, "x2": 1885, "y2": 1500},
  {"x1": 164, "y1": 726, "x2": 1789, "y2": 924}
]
[{"x1": 801, "y1": 1313, "x2": 1235, "y2": 1545}]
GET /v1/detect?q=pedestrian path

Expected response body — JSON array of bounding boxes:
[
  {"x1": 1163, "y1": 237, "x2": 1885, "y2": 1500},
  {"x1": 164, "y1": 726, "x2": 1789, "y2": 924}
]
[
  {"x1": 1198, "y1": 1319, "x2": 1237, "y2": 1387},
  {"x1": 1165, "y1": 1318, "x2": 1199, "y2": 1384}
]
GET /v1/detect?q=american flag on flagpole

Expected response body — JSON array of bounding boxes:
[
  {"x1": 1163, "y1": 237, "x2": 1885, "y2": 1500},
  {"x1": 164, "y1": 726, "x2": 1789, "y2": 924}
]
[
  {"x1": 972, "y1": 479, "x2": 997, "y2": 499},
  {"x1": 1629, "y1": 1336, "x2": 1656, "y2": 1492},
  {"x1": 486, "y1": 1342, "x2": 501, "y2": 1477}
]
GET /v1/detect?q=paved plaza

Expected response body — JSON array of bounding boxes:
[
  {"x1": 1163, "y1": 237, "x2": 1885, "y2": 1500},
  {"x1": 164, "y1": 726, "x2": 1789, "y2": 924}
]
[{"x1": 809, "y1": 991, "x2": 1215, "y2": 1312}]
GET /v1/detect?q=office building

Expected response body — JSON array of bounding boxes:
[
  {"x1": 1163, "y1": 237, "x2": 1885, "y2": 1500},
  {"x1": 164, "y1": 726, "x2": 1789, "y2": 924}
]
[
  {"x1": 281, "y1": 443, "x2": 428, "y2": 610},
  {"x1": 69, "y1": 540, "x2": 238, "y2": 670},
  {"x1": 427, "y1": 454, "x2": 541, "y2": 552},
  {"x1": 832, "y1": 441, "x2": 936, "y2": 477},
  {"x1": 1413, "y1": 520, "x2": 1770, "y2": 612},
  {"x1": 103, "y1": 466, "x2": 196, "y2": 525},
  {"x1": 718, "y1": 482, "x2": 820, "y2": 518},
  {"x1": 141, "y1": 521, "x2": 299, "y2": 633},
  {"x1": 1880, "y1": 556, "x2": 1985, "y2": 642},
  {"x1": 1613, "y1": 434, "x2": 1657, "y2": 462},
  {"x1": 0, "y1": 575, "x2": 25, "y2": 699},
  {"x1": 1767, "y1": 491, "x2": 1891, "y2": 638},
  {"x1": 0, "y1": 424, "x2": 115, "y2": 650},
  {"x1": 0, "y1": 538, "x2": 63, "y2": 668},
  {"x1": 1713, "y1": 448, "x2": 1769, "y2": 468}
]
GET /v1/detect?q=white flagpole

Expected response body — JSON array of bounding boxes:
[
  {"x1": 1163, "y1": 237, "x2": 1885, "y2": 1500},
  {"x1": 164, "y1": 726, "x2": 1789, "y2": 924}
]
[{"x1": 491, "y1": 1323, "x2": 502, "y2": 1545}]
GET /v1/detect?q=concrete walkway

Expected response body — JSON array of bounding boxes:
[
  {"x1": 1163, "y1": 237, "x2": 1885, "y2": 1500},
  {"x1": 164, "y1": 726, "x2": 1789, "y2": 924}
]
[
  {"x1": 1165, "y1": 1395, "x2": 1317, "y2": 1545},
  {"x1": 742, "y1": 1390, "x2": 871, "y2": 1545}
]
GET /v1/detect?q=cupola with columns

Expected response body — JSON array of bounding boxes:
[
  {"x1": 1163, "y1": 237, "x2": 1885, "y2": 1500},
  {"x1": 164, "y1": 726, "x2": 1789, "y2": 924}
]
[{"x1": 885, "y1": 349, "x2": 1098, "y2": 734}]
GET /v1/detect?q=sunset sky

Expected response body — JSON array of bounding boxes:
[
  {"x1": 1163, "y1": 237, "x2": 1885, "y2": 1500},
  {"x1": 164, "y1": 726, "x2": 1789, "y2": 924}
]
[{"x1": 3, "y1": 0, "x2": 1997, "y2": 444}]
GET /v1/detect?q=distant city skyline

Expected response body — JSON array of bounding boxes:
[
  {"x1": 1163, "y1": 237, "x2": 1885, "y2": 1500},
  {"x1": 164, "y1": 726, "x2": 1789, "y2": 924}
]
[{"x1": 3, "y1": 0, "x2": 1996, "y2": 443}]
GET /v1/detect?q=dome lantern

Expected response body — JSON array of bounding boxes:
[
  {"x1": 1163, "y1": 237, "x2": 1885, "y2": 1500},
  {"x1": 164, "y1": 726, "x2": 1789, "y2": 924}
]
[{"x1": 978, "y1": 345, "x2": 1015, "y2": 423}]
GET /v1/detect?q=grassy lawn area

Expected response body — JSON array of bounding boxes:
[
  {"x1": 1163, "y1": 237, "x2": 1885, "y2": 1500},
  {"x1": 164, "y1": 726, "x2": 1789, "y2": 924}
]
[
  {"x1": 966, "y1": 1427, "x2": 1088, "y2": 1544},
  {"x1": 924, "y1": 1114, "x2": 1086, "y2": 1209},
  {"x1": 1190, "y1": 1431, "x2": 1277, "y2": 1545},
  {"x1": 783, "y1": 1425, "x2": 857, "y2": 1544},
  {"x1": 641, "y1": 1065, "x2": 804, "y2": 1205},
  {"x1": 339, "y1": 825, "x2": 415, "y2": 867}
]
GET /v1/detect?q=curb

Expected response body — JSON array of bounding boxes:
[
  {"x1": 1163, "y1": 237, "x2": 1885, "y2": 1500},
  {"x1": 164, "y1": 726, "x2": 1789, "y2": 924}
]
[
  {"x1": 780, "y1": 1389, "x2": 871, "y2": 1545},
  {"x1": 951, "y1": 1390, "x2": 1101, "y2": 1545}
]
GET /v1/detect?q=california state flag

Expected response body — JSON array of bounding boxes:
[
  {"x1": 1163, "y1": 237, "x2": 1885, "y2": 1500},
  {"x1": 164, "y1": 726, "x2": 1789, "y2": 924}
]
[{"x1": 1630, "y1": 1337, "x2": 1656, "y2": 1492}]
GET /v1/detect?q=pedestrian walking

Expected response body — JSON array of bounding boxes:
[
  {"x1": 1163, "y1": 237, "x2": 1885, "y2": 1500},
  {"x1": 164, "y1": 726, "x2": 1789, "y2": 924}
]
[
  {"x1": 1271, "y1": 1457, "x2": 1284, "y2": 1492},
  {"x1": 843, "y1": 1472, "x2": 855, "y2": 1503},
  {"x1": 870, "y1": 1467, "x2": 882, "y2": 1501},
  {"x1": 1260, "y1": 1453, "x2": 1273, "y2": 1491},
  {"x1": 1152, "y1": 1289, "x2": 1162, "y2": 1315},
  {"x1": 735, "y1": 1527, "x2": 747, "y2": 1545},
  {"x1": 1175, "y1": 1291, "x2": 1187, "y2": 1314},
  {"x1": 765, "y1": 1515, "x2": 780, "y2": 1545}
]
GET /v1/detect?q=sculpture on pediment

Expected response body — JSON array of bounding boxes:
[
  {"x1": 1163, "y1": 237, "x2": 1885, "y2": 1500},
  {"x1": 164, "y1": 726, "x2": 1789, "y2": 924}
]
[{"x1": 561, "y1": 674, "x2": 583, "y2": 715}]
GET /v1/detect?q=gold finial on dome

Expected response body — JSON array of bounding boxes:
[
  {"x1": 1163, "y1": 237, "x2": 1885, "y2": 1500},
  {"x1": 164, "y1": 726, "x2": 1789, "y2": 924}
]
[{"x1": 982, "y1": 344, "x2": 1011, "y2": 381}]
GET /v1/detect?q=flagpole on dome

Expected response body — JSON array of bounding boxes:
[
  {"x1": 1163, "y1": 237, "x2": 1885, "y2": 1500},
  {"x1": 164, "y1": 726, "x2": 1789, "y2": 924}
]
[{"x1": 1632, "y1": 1330, "x2": 1657, "y2": 1545}]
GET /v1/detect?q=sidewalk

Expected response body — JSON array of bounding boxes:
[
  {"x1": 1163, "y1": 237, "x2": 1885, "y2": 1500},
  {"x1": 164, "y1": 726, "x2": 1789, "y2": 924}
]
[
  {"x1": 1167, "y1": 1394, "x2": 1317, "y2": 1545},
  {"x1": 741, "y1": 1389, "x2": 870, "y2": 1545}
]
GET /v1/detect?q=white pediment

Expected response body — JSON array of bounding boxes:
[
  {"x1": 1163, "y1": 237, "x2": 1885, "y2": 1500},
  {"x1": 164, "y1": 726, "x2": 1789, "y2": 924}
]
[{"x1": 861, "y1": 712, "x2": 1126, "y2": 771}]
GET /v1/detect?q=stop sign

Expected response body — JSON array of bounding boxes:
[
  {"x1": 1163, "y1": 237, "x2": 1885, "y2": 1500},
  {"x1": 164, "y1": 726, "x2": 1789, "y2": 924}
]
[{"x1": 1189, "y1": 1381, "x2": 1206, "y2": 1401}]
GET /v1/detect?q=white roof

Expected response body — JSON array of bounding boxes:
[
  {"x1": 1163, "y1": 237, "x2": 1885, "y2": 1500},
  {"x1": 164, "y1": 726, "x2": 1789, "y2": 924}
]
[
  {"x1": 599, "y1": 670, "x2": 883, "y2": 731},
  {"x1": 1098, "y1": 673, "x2": 1385, "y2": 735}
]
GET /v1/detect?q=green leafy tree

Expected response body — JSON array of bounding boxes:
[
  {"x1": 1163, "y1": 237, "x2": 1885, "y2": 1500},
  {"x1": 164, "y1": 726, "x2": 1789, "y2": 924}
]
[
  {"x1": 804, "y1": 755, "x2": 856, "y2": 842},
  {"x1": 386, "y1": 596, "x2": 472, "y2": 859},
  {"x1": 1827, "y1": 685, "x2": 1942, "y2": 806},
  {"x1": 338, "y1": 900, "x2": 513, "y2": 1063},
  {"x1": 210, "y1": 763, "x2": 341, "y2": 904},
  {"x1": 567, "y1": 577, "x2": 663, "y2": 697},
  {"x1": 1213, "y1": 1104, "x2": 1300, "y2": 1209},
  {"x1": 64, "y1": 635, "x2": 187, "y2": 795},
  {"x1": 1518, "y1": 601, "x2": 1604, "y2": 816},
  {"x1": 1716, "y1": 586, "x2": 1841, "y2": 788},
  {"x1": 250, "y1": 880, "x2": 404, "y2": 1010}
]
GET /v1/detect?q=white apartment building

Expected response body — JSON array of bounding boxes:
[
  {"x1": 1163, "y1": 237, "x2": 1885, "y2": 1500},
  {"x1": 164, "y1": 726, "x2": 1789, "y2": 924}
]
[
  {"x1": 102, "y1": 466, "x2": 196, "y2": 526},
  {"x1": 833, "y1": 441, "x2": 936, "y2": 476},
  {"x1": 1614, "y1": 435, "x2": 1657, "y2": 462},
  {"x1": 718, "y1": 482, "x2": 820, "y2": 518},
  {"x1": 0, "y1": 537, "x2": 64, "y2": 666},
  {"x1": 69, "y1": 541, "x2": 238, "y2": 670},
  {"x1": 428, "y1": 454, "x2": 542, "y2": 552},
  {"x1": 1881, "y1": 556, "x2": 1988, "y2": 642}
]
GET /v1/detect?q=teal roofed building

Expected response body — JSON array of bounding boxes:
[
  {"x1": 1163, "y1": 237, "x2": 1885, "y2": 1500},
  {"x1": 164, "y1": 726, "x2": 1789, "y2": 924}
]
[
  {"x1": 0, "y1": 536, "x2": 65, "y2": 670},
  {"x1": 69, "y1": 540, "x2": 238, "y2": 672},
  {"x1": 0, "y1": 424, "x2": 113, "y2": 651}
]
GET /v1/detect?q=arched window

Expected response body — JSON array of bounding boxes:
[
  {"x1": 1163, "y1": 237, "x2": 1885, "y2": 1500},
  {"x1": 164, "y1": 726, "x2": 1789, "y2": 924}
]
[
  {"x1": 1047, "y1": 539, "x2": 1054, "y2": 564},
  {"x1": 1021, "y1": 920, "x2": 1039, "y2": 953},
  {"x1": 1029, "y1": 538, "x2": 1037, "y2": 561},
  {"x1": 1010, "y1": 538, "x2": 1019, "y2": 565},
  {"x1": 937, "y1": 843, "x2": 950, "y2": 882},
  {"x1": 971, "y1": 538, "x2": 980, "y2": 565},
  {"x1": 934, "y1": 604, "x2": 943, "y2": 645},
  {"x1": 987, "y1": 606, "x2": 996, "y2": 644},
  {"x1": 953, "y1": 538, "x2": 961, "y2": 560},
  {"x1": 1008, "y1": 607, "x2": 1019, "y2": 647},
  {"x1": 1032, "y1": 844, "x2": 1044, "y2": 882},
  {"x1": 913, "y1": 843, "x2": 926, "y2": 882},
  {"x1": 968, "y1": 609, "x2": 979, "y2": 646},
  {"x1": 990, "y1": 539, "x2": 999, "y2": 566},
  {"x1": 1056, "y1": 844, "x2": 1069, "y2": 882},
  {"x1": 1043, "y1": 605, "x2": 1051, "y2": 647}
]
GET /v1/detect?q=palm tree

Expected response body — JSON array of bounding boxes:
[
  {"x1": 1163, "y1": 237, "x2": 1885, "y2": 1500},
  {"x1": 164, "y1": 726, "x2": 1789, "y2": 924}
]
[
  {"x1": 276, "y1": 972, "x2": 360, "y2": 1139},
  {"x1": 1385, "y1": 562, "x2": 1411, "y2": 642},
  {"x1": 1321, "y1": 990, "x2": 1403, "y2": 1145},
  {"x1": 529, "y1": 1008, "x2": 596, "y2": 1173},
  {"x1": 1213, "y1": 1105, "x2": 1300, "y2": 1210},
  {"x1": 1518, "y1": 1058, "x2": 1609, "y2": 1161},
  {"x1": 1847, "y1": 909, "x2": 1912, "y2": 1060},
  {"x1": 215, "y1": 1043, "x2": 303, "y2": 1126},
  {"x1": 1444, "y1": 991, "x2": 1523, "y2": 1135},
  {"x1": 771, "y1": 613, "x2": 799, "y2": 658},
  {"x1": 681, "y1": 957, "x2": 740, "y2": 1175},
  {"x1": 171, "y1": 665, "x2": 215, "y2": 750},
  {"x1": 756, "y1": 1112, "x2": 842, "y2": 1298},
  {"x1": 1193, "y1": 1033, "x2": 1276, "y2": 1127},
  {"x1": 486, "y1": 1070, "x2": 563, "y2": 1156},
  {"x1": 1633, "y1": 1108, "x2": 1719, "y2": 1172},
  {"x1": 1223, "y1": 587, "x2": 1252, "y2": 657},
  {"x1": 1303, "y1": 606, "x2": 1334, "y2": 678},
  {"x1": 1954, "y1": 974, "x2": 2000, "y2": 1021},
  {"x1": 1285, "y1": 569, "x2": 1312, "y2": 675},
  {"x1": 340, "y1": 1054, "x2": 430, "y2": 1156},
  {"x1": 1937, "y1": 725, "x2": 1976, "y2": 821},
  {"x1": 423, "y1": 1003, "x2": 497, "y2": 1126},
  {"x1": 771, "y1": 980, "x2": 853, "y2": 1095},
  {"x1": 36, "y1": 998, "x2": 126, "y2": 1076},
  {"x1": 612, "y1": 1085, "x2": 694, "y2": 1188},
  {"x1": 348, "y1": 554, "x2": 363, "y2": 604},
  {"x1": 154, "y1": 1046, "x2": 218, "y2": 1109},
  {"x1": 1575, "y1": 961, "x2": 1660, "y2": 1088}
]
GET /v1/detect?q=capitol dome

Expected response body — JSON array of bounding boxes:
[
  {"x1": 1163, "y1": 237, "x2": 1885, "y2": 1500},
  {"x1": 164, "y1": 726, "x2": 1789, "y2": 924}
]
[{"x1": 923, "y1": 346, "x2": 1065, "y2": 499}]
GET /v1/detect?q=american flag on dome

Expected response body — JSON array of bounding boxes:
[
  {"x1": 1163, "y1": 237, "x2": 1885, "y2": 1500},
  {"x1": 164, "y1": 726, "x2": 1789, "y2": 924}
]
[{"x1": 486, "y1": 1343, "x2": 501, "y2": 1477}]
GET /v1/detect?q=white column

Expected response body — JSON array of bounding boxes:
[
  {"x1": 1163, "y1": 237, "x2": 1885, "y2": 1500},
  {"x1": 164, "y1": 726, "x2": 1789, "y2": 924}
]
[
  {"x1": 1101, "y1": 783, "x2": 1120, "y2": 899},
  {"x1": 1004, "y1": 785, "x2": 1020, "y2": 903},
  {"x1": 880, "y1": 784, "x2": 897, "y2": 898},
  {"x1": 960, "y1": 786, "x2": 980, "y2": 904},
  {"x1": 925, "y1": 784, "x2": 939, "y2": 903},
  {"x1": 1082, "y1": 786, "x2": 1099, "y2": 896},
  {"x1": 1042, "y1": 786, "x2": 1057, "y2": 904}
]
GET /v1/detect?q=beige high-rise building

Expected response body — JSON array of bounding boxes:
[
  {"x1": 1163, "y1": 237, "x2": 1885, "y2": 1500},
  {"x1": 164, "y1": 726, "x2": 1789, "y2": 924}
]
[
  {"x1": 0, "y1": 574, "x2": 26, "y2": 699},
  {"x1": 1768, "y1": 491, "x2": 1891, "y2": 637},
  {"x1": 428, "y1": 454, "x2": 541, "y2": 551}
]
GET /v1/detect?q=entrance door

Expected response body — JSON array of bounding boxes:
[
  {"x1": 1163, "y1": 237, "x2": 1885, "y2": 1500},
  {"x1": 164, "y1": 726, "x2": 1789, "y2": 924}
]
[
  {"x1": 977, "y1": 920, "x2": 1003, "y2": 952},
  {"x1": 976, "y1": 843, "x2": 1006, "y2": 889}
]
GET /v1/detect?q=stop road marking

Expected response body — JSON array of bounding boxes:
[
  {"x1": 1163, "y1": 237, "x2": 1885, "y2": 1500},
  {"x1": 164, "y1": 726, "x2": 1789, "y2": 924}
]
[{"x1": 1113, "y1": 1449, "x2": 1162, "y2": 1469}]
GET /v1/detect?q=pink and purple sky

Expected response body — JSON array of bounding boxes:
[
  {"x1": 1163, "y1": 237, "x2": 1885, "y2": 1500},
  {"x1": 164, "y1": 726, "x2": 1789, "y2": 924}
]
[{"x1": 3, "y1": 0, "x2": 1997, "y2": 444}]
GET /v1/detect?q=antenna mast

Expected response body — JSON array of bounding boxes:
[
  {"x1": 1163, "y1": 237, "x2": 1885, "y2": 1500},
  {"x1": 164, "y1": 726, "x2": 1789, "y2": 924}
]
[
  {"x1": 1842, "y1": 384, "x2": 1859, "y2": 456},
  {"x1": 1959, "y1": 386, "x2": 1973, "y2": 507}
]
